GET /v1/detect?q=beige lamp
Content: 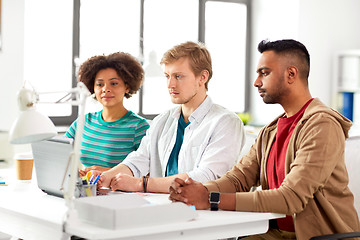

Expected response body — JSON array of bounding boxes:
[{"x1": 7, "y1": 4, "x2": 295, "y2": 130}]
[{"x1": 9, "y1": 87, "x2": 58, "y2": 144}]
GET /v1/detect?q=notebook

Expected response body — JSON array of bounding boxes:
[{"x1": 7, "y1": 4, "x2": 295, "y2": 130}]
[{"x1": 31, "y1": 136, "x2": 74, "y2": 198}]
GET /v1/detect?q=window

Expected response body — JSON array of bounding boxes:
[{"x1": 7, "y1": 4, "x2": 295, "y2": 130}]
[
  {"x1": 205, "y1": 1, "x2": 247, "y2": 113},
  {"x1": 23, "y1": 0, "x2": 75, "y2": 125},
  {"x1": 26, "y1": 0, "x2": 250, "y2": 125},
  {"x1": 142, "y1": 0, "x2": 199, "y2": 115},
  {"x1": 78, "y1": 0, "x2": 250, "y2": 119},
  {"x1": 79, "y1": 0, "x2": 141, "y2": 114}
]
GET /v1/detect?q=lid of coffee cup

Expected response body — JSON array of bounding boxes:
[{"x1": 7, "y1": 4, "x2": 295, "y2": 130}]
[{"x1": 14, "y1": 152, "x2": 33, "y2": 160}]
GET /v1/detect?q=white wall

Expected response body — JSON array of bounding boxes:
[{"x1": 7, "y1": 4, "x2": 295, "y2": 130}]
[
  {"x1": 249, "y1": 0, "x2": 300, "y2": 125},
  {"x1": 23, "y1": 0, "x2": 73, "y2": 117},
  {"x1": 249, "y1": 0, "x2": 360, "y2": 126},
  {"x1": 298, "y1": 0, "x2": 360, "y2": 106},
  {"x1": 0, "y1": 0, "x2": 25, "y2": 131}
]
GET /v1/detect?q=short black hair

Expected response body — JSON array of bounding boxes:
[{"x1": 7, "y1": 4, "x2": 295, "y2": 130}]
[{"x1": 258, "y1": 39, "x2": 310, "y2": 79}]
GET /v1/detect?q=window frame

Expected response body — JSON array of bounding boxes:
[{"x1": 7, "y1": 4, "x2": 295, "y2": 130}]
[{"x1": 49, "y1": 0, "x2": 80, "y2": 126}]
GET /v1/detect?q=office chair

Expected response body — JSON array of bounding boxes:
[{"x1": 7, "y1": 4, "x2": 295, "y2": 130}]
[{"x1": 310, "y1": 136, "x2": 360, "y2": 240}]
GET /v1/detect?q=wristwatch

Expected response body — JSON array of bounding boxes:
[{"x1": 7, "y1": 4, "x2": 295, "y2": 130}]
[{"x1": 209, "y1": 192, "x2": 220, "y2": 211}]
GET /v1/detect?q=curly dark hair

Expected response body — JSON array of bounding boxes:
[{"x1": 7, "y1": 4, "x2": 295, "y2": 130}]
[{"x1": 78, "y1": 52, "x2": 144, "y2": 99}]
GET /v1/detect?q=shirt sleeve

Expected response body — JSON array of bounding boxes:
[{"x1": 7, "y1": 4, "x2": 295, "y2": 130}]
[
  {"x1": 187, "y1": 113, "x2": 246, "y2": 183},
  {"x1": 64, "y1": 119, "x2": 77, "y2": 139},
  {"x1": 121, "y1": 119, "x2": 155, "y2": 178},
  {"x1": 133, "y1": 118, "x2": 150, "y2": 150}
]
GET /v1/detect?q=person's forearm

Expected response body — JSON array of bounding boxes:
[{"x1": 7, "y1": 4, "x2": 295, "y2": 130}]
[
  {"x1": 99, "y1": 164, "x2": 135, "y2": 189},
  {"x1": 218, "y1": 193, "x2": 236, "y2": 211},
  {"x1": 147, "y1": 173, "x2": 189, "y2": 193},
  {"x1": 107, "y1": 164, "x2": 133, "y2": 177}
]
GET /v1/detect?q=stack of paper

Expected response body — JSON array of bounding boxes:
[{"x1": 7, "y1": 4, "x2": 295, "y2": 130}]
[{"x1": 74, "y1": 193, "x2": 197, "y2": 230}]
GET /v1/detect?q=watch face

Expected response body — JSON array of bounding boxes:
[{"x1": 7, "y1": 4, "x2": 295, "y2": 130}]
[{"x1": 210, "y1": 192, "x2": 220, "y2": 202}]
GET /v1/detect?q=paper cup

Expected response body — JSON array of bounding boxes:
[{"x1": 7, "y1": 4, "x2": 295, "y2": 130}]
[{"x1": 15, "y1": 153, "x2": 34, "y2": 181}]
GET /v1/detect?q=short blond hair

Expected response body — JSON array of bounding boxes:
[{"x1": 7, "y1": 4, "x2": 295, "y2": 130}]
[{"x1": 160, "y1": 41, "x2": 213, "y2": 90}]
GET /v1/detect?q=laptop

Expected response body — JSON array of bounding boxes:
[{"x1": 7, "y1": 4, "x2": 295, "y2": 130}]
[{"x1": 31, "y1": 136, "x2": 74, "y2": 198}]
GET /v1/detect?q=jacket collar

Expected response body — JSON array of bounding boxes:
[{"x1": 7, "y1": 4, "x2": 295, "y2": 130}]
[{"x1": 264, "y1": 98, "x2": 352, "y2": 138}]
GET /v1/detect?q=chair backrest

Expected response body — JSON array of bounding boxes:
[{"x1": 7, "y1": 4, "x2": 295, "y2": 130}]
[
  {"x1": 238, "y1": 130, "x2": 257, "y2": 161},
  {"x1": 344, "y1": 136, "x2": 360, "y2": 218}
]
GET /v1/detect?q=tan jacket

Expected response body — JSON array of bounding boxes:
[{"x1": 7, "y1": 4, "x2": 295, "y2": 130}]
[{"x1": 205, "y1": 98, "x2": 360, "y2": 240}]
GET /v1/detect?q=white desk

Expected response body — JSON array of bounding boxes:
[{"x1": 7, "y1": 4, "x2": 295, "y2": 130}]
[{"x1": 0, "y1": 167, "x2": 284, "y2": 240}]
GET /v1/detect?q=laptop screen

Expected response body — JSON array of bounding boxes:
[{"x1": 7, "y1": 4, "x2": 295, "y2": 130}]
[{"x1": 31, "y1": 136, "x2": 73, "y2": 198}]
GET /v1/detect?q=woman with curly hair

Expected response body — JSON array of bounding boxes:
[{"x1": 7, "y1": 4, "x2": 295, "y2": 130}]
[{"x1": 65, "y1": 52, "x2": 149, "y2": 176}]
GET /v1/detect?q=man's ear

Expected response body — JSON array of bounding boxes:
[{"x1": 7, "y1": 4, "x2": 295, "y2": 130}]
[
  {"x1": 287, "y1": 66, "x2": 298, "y2": 84},
  {"x1": 199, "y1": 70, "x2": 209, "y2": 86}
]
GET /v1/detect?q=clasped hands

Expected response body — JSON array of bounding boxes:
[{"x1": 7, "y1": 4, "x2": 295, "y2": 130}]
[{"x1": 169, "y1": 177, "x2": 210, "y2": 210}]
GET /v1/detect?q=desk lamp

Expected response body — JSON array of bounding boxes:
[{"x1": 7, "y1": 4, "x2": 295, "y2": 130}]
[{"x1": 9, "y1": 82, "x2": 90, "y2": 208}]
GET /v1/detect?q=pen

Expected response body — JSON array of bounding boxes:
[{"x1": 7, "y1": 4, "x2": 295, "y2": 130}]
[
  {"x1": 92, "y1": 175, "x2": 100, "y2": 185},
  {"x1": 89, "y1": 175, "x2": 94, "y2": 184},
  {"x1": 86, "y1": 171, "x2": 92, "y2": 181}
]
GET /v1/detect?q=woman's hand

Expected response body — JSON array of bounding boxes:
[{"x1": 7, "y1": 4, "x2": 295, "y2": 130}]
[{"x1": 79, "y1": 165, "x2": 110, "y2": 177}]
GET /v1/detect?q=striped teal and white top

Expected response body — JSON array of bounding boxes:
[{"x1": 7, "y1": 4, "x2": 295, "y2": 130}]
[{"x1": 65, "y1": 110, "x2": 150, "y2": 168}]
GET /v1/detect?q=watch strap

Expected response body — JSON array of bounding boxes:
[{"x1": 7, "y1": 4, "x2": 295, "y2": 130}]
[
  {"x1": 209, "y1": 192, "x2": 220, "y2": 211},
  {"x1": 210, "y1": 202, "x2": 219, "y2": 211}
]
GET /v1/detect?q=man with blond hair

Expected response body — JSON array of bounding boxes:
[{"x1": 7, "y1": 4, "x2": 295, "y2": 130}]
[{"x1": 99, "y1": 41, "x2": 245, "y2": 193}]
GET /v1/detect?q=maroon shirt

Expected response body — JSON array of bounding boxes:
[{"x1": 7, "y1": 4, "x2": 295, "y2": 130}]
[{"x1": 267, "y1": 98, "x2": 314, "y2": 232}]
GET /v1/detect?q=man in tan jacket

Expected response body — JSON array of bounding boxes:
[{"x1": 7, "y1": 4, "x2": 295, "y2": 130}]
[{"x1": 169, "y1": 39, "x2": 360, "y2": 240}]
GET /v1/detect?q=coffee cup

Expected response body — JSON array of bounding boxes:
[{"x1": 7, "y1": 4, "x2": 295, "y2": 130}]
[{"x1": 15, "y1": 153, "x2": 34, "y2": 181}]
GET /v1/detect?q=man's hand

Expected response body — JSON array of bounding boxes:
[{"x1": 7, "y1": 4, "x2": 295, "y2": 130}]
[
  {"x1": 109, "y1": 173, "x2": 143, "y2": 192},
  {"x1": 169, "y1": 177, "x2": 210, "y2": 210}
]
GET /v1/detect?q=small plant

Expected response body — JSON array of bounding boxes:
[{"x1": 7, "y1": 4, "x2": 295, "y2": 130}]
[{"x1": 237, "y1": 112, "x2": 251, "y2": 125}]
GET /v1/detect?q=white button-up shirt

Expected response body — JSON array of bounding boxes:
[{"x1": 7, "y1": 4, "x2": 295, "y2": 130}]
[{"x1": 122, "y1": 96, "x2": 246, "y2": 183}]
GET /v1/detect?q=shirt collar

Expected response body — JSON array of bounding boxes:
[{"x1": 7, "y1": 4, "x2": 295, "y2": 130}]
[
  {"x1": 190, "y1": 95, "x2": 212, "y2": 124},
  {"x1": 171, "y1": 96, "x2": 213, "y2": 124}
]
